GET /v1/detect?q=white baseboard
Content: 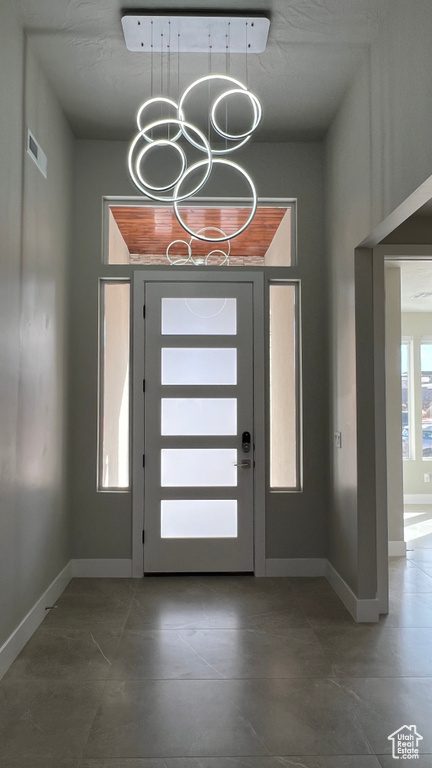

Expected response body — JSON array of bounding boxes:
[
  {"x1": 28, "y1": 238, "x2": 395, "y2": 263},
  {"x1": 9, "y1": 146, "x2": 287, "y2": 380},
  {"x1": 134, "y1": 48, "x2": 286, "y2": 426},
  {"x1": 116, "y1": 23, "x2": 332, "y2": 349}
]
[
  {"x1": 71, "y1": 559, "x2": 133, "y2": 577},
  {"x1": 0, "y1": 561, "x2": 72, "y2": 682},
  {"x1": 265, "y1": 558, "x2": 326, "y2": 577},
  {"x1": 389, "y1": 540, "x2": 407, "y2": 556},
  {"x1": 325, "y1": 561, "x2": 380, "y2": 622},
  {"x1": 1, "y1": 554, "x2": 382, "y2": 682},
  {"x1": 404, "y1": 494, "x2": 432, "y2": 505},
  {"x1": 0, "y1": 558, "x2": 134, "y2": 681}
]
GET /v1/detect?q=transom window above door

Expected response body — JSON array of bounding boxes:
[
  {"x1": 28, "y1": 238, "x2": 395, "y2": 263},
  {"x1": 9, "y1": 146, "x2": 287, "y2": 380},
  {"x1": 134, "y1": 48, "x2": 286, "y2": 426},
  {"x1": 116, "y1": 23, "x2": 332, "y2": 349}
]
[{"x1": 105, "y1": 202, "x2": 294, "y2": 267}]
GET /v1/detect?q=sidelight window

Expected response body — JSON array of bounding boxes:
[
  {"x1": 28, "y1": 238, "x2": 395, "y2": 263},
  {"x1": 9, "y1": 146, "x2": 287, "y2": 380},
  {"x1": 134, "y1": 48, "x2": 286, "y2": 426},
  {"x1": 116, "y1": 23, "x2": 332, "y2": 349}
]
[
  {"x1": 269, "y1": 282, "x2": 300, "y2": 490},
  {"x1": 98, "y1": 280, "x2": 130, "y2": 490}
]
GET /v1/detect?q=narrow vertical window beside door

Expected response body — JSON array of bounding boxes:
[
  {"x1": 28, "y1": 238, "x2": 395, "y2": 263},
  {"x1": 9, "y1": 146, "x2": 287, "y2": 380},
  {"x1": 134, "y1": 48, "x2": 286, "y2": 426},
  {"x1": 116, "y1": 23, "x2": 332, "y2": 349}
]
[
  {"x1": 269, "y1": 283, "x2": 300, "y2": 489},
  {"x1": 98, "y1": 280, "x2": 130, "y2": 489}
]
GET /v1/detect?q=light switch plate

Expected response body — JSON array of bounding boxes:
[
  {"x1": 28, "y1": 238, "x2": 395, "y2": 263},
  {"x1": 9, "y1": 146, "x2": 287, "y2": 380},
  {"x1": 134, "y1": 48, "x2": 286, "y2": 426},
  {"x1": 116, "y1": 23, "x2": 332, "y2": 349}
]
[{"x1": 334, "y1": 432, "x2": 342, "y2": 449}]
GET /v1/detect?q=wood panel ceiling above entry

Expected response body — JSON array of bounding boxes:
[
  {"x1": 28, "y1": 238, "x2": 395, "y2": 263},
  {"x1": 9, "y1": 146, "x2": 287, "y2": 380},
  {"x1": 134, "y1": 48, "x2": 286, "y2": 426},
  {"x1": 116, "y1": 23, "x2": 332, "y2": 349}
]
[{"x1": 110, "y1": 206, "x2": 286, "y2": 259}]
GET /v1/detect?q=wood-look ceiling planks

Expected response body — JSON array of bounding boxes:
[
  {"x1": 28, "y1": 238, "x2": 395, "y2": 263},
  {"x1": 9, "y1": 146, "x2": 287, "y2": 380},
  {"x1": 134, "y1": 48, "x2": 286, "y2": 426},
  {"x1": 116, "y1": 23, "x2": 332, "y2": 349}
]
[{"x1": 110, "y1": 205, "x2": 286, "y2": 259}]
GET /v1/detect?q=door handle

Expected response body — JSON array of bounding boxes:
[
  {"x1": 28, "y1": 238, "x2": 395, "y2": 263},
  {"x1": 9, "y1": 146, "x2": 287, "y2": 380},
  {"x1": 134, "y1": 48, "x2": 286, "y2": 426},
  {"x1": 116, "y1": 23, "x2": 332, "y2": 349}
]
[{"x1": 234, "y1": 460, "x2": 251, "y2": 468}]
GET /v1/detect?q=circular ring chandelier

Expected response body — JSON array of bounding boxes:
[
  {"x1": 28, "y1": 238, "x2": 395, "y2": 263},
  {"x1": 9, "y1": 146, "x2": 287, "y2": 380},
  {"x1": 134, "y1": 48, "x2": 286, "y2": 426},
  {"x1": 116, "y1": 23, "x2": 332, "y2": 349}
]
[
  {"x1": 135, "y1": 139, "x2": 186, "y2": 192},
  {"x1": 165, "y1": 227, "x2": 231, "y2": 265},
  {"x1": 174, "y1": 159, "x2": 257, "y2": 242},
  {"x1": 128, "y1": 73, "x2": 262, "y2": 243},
  {"x1": 211, "y1": 88, "x2": 262, "y2": 141},
  {"x1": 166, "y1": 239, "x2": 192, "y2": 265},
  {"x1": 178, "y1": 74, "x2": 260, "y2": 155},
  {"x1": 128, "y1": 117, "x2": 212, "y2": 203},
  {"x1": 205, "y1": 249, "x2": 230, "y2": 266},
  {"x1": 136, "y1": 97, "x2": 182, "y2": 142}
]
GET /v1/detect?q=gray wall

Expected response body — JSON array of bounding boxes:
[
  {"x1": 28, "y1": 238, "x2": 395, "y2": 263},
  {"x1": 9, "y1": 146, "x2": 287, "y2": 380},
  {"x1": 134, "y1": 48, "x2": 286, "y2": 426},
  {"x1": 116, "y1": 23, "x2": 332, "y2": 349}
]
[
  {"x1": 71, "y1": 140, "x2": 327, "y2": 560},
  {"x1": 326, "y1": 0, "x2": 432, "y2": 595},
  {"x1": 0, "y1": 4, "x2": 73, "y2": 646}
]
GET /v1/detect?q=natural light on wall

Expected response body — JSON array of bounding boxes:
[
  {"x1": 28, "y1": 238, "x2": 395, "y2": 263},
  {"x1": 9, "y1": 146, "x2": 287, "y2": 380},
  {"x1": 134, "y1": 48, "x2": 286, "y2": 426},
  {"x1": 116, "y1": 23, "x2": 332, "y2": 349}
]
[
  {"x1": 99, "y1": 280, "x2": 130, "y2": 489},
  {"x1": 269, "y1": 283, "x2": 299, "y2": 489}
]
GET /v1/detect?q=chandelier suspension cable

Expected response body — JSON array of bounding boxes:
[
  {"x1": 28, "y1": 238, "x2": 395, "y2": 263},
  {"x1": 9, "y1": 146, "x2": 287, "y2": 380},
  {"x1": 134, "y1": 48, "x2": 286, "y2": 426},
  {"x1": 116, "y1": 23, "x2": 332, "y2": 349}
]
[
  {"x1": 150, "y1": 22, "x2": 154, "y2": 98},
  {"x1": 177, "y1": 33, "x2": 180, "y2": 104},
  {"x1": 127, "y1": 16, "x2": 263, "y2": 243},
  {"x1": 209, "y1": 33, "x2": 212, "y2": 74},
  {"x1": 225, "y1": 24, "x2": 230, "y2": 152},
  {"x1": 225, "y1": 26, "x2": 229, "y2": 76},
  {"x1": 160, "y1": 32, "x2": 164, "y2": 118},
  {"x1": 150, "y1": 21, "x2": 154, "y2": 139},
  {"x1": 167, "y1": 21, "x2": 171, "y2": 139},
  {"x1": 167, "y1": 21, "x2": 171, "y2": 97},
  {"x1": 208, "y1": 34, "x2": 212, "y2": 143},
  {"x1": 245, "y1": 21, "x2": 249, "y2": 89}
]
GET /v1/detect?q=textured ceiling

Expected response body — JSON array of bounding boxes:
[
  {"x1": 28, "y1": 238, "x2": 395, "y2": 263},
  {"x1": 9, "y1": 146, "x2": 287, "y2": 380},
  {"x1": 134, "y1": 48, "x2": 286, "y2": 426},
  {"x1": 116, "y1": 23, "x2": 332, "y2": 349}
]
[
  {"x1": 387, "y1": 261, "x2": 432, "y2": 313},
  {"x1": 18, "y1": 0, "x2": 389, "y2": 141}
]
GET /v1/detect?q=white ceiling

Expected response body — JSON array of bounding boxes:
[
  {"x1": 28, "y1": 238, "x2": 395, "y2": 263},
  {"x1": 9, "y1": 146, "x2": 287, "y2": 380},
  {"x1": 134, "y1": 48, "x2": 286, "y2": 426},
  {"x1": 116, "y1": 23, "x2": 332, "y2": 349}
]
[
  {"x1": 388, "y1": 261, "x2": 432, "y2": 313},
  {"x1": 18, "y1": 0, "x2": 390, "y2": 141}
]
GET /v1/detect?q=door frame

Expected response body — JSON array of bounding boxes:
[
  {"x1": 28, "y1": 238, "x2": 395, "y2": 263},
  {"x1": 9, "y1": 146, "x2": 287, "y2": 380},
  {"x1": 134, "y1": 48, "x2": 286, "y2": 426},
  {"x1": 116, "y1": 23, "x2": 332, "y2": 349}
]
[
  {"x1": 354, "y1": 172, "x2": 432, "y2": 616},
  {"x1": 370, "y1": 244, "x2": 432, "y2": 612},
  {"x1": 132, "y1": 269, "x2": 266, "y2": 577}
]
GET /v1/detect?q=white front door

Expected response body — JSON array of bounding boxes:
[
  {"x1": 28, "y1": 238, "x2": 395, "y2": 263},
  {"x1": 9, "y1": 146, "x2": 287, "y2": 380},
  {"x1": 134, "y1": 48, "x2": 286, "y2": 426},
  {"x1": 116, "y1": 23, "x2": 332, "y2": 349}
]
[{"x1": 143, "y1": 281, "x2": 254, "y2": 572}]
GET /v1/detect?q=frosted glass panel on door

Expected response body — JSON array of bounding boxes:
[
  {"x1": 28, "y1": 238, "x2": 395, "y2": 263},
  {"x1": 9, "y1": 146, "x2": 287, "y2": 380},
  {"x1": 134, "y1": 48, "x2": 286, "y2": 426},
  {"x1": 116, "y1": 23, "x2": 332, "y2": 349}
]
[
  {"x1": 161, "y1": 348, "x2": 237, "y2": 385},
  {"x1": 161, "y1": 449, "x2": 237, "y2": 486},
  {"x1": 161, "y1": 500, "x2": 238, "y2": 538},
  {"x1": 161, "y1": 399, "x2": 237, "y2": 436},
  {"x1": 162, "y1": 298, "x2": 237, "y2": 335}
]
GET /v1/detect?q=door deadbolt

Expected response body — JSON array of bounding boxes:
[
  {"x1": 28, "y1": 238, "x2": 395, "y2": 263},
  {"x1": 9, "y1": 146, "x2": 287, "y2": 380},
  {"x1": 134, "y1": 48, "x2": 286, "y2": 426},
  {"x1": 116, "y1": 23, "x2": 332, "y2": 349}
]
[{"x1": 242, "y1": 431, "x2": 251, "y2": 453}]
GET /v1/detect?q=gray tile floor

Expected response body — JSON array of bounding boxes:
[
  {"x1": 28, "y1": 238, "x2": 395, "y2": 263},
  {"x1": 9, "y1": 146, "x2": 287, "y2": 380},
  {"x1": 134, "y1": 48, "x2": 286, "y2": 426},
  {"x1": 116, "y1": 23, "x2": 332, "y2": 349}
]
[{"x1": 1, "y1": 536, "x2": 432, "y2": 766}]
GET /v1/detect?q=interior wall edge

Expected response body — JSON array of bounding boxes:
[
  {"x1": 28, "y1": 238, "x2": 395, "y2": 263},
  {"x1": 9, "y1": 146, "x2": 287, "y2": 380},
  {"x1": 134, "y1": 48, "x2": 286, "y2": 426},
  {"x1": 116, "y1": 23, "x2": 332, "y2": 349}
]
[{"x1": 325, "y1": 560, "x2": 380, "y2": 622}]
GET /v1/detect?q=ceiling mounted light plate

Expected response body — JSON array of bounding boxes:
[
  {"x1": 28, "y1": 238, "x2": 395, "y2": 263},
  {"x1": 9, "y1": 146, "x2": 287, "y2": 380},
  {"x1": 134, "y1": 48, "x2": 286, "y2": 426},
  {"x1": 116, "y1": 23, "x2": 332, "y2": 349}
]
[{"x1": 121, "y1": 13, "x2": 270, "y2": 53}]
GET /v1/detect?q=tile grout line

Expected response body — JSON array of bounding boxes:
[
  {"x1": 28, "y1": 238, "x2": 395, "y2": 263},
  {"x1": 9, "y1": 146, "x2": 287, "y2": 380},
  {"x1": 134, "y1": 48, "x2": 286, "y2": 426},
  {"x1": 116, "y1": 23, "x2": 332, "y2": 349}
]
[
  {"x1": 78, "y1": 583, "x2": 139, "y2": 761},
  {"x1": 175, "y1": 631, "x2": 226, "y2": 678},
  {"x1": 72, "y1": 750, "x2": 432, "y2": 759},
  {"x1": 326, "y1": 677, "x2": 377, "y2": 757},
  {"x1": 5, "y1": 574, "x2": 432, "y2": 761}
]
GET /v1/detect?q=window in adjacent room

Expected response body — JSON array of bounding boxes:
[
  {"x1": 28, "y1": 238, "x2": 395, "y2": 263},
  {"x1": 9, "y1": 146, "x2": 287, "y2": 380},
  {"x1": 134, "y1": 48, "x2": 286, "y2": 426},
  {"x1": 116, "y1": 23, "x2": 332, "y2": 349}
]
[
  {"x1": 401, "y1": 340, "x2": 411, "y2": 459},
  {"x1": 421, "y1": 340, "x2": 432, "y2": 459}
]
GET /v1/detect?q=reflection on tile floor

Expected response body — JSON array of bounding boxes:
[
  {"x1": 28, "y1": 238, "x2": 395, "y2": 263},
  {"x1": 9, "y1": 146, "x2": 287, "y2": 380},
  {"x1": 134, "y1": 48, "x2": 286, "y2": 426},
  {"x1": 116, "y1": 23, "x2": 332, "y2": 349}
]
[
  {"x1": 1, "y1": 539, "x2": 432, "y2": 764},
  {"x1": 404, "y1": 505, "x2": 432, "y2": 545}
]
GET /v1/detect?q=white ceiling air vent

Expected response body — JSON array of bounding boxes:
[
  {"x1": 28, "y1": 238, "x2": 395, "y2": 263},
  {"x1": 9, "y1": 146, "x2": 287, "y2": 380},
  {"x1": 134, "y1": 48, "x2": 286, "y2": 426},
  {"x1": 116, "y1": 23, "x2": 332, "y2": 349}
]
[
  {"x1": 411, "y1": 292, "x2": 432, "y2": 299},
  {"x1": 27, "y1": 129, "x2": 47, "y2": 178}
]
